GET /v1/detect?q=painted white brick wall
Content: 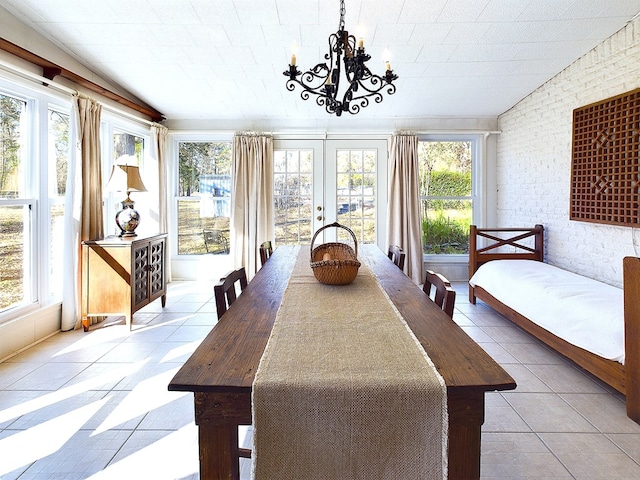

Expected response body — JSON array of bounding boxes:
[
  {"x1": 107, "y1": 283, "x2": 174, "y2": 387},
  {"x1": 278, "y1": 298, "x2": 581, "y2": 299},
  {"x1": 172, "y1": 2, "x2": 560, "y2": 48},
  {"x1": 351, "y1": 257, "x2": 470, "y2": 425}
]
[{"x1": 496, "y1": 18, "x2": 640, "y2": 288}]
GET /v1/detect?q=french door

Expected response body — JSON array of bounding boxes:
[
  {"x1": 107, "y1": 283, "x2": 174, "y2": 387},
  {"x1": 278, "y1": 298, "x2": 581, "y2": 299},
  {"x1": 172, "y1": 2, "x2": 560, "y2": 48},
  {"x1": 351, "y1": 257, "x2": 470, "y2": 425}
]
[{"x1": 273, "y1": 138, "x2": 388, "y2": 249}]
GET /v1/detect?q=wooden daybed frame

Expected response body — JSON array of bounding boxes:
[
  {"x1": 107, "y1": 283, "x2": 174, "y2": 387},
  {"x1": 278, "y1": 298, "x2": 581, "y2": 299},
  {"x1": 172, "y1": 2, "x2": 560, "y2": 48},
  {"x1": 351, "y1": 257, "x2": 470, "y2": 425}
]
[{"x1": 468, "y1": 225, "x2": 640, "y2": 423}]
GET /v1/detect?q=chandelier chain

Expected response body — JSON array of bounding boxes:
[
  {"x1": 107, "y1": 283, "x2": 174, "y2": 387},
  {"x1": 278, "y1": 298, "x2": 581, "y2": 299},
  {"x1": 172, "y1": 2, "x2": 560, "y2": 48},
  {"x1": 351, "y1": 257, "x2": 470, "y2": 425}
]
[{"x1": 339, "y1": 0, "x2": 346, "y2": 31}]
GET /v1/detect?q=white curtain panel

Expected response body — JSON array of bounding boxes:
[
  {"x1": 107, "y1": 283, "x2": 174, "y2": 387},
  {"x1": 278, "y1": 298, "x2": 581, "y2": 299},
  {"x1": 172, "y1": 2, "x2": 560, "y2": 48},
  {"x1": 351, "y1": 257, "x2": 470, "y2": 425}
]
[
  {"x1": 231, "y1": 133, "x2": 274, "y2": 278},
  {"x1": 387, "y1": 134, "x2": 425, "y2": 284},
  {"x1": 150, "y1": 124, "x2": 171, "y2": 282}
]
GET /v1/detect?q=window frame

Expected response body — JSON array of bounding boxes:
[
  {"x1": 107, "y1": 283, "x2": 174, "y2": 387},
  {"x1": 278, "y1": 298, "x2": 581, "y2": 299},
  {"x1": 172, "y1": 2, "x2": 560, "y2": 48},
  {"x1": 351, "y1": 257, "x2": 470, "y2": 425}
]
[
  {"x1": 101, "y1": 116, "x2": 151, "y2": 238},
  {"x1": 417, "y1": 133, "x2": 484, "y2": 263},
  {"x1": 168, "y1": 133, "x2": 235, "y2": 280},
  {"x1": 0, "y1": 77, "x2": 70, "y2": 321}
]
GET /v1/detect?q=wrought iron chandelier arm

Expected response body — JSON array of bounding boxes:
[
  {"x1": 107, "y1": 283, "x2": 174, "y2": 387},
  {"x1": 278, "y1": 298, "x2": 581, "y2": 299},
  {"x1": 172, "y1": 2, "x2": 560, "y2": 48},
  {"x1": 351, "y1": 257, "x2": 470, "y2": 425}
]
[{"x1": 283, "y1": 0, "x2": 398, "y2": 116}]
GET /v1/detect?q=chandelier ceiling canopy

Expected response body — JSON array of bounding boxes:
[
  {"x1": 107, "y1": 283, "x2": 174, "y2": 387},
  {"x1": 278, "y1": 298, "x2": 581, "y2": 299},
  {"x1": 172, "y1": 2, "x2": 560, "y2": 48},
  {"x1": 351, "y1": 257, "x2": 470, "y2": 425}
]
[{"x1": 284, "y1": 0, "x2": 398, "y2": 117}]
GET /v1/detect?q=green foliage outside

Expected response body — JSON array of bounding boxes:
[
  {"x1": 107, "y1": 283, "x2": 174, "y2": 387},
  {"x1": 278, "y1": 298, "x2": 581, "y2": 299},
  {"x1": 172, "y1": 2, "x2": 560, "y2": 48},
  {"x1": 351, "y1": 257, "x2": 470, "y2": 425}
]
[
  {"x1": 423, "y1": 212, "x2": 471, "y2": 254},
  {"x1": 419, "y1": 141, "x2": 472, "y2": 254}
]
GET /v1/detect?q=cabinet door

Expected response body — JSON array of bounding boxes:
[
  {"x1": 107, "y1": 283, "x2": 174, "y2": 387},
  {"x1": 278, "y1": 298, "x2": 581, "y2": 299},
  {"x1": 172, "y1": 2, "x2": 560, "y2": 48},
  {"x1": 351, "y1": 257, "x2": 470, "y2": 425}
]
[
  {"x1": 148, "y1": 237, "x2": 166, "y2": 302},
  {"x1": 133, "y1": 242, "x2": 150, "y2": 310}
]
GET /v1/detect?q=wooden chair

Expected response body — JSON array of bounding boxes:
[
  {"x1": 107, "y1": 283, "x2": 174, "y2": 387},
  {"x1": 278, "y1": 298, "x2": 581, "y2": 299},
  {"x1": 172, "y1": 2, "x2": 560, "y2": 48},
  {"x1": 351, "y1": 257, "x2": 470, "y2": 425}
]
[
  {"x1": 214, "y1": 267, "x2": 248, "y2": 319},
  {"x1": 387, "y1": 245, "x2": 406, "y2": 271},
  {"x1": 259, "y1": 241, "x2": 273, "y2": 266},
  {"x1": 423, "y1": 270, "x2": 456, "y2": 318},
  {"x1": 213, "y1": 266, "x2": 252, "y2": 459}
]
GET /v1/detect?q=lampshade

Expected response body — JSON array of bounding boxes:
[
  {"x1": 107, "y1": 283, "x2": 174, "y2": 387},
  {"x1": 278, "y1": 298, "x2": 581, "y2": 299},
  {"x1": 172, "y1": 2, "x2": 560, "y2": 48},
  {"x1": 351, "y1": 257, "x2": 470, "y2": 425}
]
[{"x1": 106, "y1": 164, "x2": 148, "y2": 193}]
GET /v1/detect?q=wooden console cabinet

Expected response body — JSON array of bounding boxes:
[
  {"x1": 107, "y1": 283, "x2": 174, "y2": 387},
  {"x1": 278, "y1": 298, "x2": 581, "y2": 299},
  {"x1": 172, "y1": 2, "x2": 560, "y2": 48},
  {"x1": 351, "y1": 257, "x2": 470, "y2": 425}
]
[{"x1": 81, "y1": 233, "x2": 167, "y2": 331}]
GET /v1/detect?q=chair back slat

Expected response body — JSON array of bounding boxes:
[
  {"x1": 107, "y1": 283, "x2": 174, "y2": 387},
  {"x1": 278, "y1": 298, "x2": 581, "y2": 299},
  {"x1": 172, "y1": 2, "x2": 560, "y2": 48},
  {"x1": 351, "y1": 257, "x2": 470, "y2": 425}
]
[
  {"x1": 214, "y1": 267, "x2": 248, "y2": 318},
  {"x1": 423, "y1": 270, "x2": 456, "y2": 318},
  {"x1": 259, "y1": 241, "x2": 273, "y2": 266},
  {"x1": 387, "y1": 245, "x2": 406, "y2": 271}
]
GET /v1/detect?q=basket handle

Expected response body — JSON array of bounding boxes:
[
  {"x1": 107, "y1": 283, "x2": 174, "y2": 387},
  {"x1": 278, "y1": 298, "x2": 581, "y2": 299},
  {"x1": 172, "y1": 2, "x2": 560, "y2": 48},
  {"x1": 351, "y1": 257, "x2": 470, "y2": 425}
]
[{"x1": 310, "y1": 222, "x2": 359, "y2": 260}]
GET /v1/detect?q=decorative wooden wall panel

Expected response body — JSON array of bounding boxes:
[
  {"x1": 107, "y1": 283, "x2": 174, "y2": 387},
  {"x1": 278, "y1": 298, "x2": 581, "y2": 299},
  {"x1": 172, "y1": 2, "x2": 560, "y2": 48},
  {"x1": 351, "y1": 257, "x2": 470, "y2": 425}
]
[{"x1": 570, "y1": 88, "x2": 640, "y2": 227}]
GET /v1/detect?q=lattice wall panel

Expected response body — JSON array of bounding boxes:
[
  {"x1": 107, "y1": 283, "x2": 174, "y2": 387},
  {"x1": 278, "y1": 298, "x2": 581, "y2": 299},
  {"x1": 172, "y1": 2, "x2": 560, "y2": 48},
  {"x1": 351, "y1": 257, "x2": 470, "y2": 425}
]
[{"x1": 570, "y1": 88, "x2": 640, "y2": 227}]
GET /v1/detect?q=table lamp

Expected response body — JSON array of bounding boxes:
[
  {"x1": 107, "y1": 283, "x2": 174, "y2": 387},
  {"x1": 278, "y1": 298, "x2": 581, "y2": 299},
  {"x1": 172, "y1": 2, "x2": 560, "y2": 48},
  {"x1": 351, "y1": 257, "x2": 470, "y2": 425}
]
[{"x1": 106, "y1": 163, "x2": 148, "y2": 237}]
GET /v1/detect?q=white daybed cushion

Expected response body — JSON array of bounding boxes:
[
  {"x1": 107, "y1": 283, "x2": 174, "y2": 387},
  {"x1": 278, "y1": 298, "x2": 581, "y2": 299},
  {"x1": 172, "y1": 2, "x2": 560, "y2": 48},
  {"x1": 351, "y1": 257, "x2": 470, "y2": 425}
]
[{"x1": 469, "y1": 260, "x2": 624, "y2": 364}]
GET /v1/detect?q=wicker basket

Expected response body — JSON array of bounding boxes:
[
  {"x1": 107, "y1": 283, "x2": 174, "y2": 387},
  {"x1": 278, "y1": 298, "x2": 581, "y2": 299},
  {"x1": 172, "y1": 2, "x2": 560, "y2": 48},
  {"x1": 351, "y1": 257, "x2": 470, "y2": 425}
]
[{"x1": 310, "y1": 222, "x2": 361, "y2": 285}]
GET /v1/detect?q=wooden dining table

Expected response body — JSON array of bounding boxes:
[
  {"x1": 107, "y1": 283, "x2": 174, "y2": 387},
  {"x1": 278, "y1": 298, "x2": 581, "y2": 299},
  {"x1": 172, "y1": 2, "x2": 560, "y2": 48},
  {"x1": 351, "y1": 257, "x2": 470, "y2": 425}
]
[{"x1": 168, "y1": 245, "x2": 516, "y2": 480}]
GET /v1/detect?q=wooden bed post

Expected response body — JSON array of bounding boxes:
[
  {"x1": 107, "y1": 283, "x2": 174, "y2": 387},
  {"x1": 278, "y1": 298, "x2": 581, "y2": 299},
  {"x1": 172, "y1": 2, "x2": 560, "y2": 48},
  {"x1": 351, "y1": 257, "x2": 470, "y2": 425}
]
[
  {"x1": 469, "y1": 225, "x2": 478, "y2": 304},
  {"x1": 534, "y1": 224, "x2": 544, "y2": 261},
  {"x1": 623, "y1": 257, "x2": 640, "y2": 422}
]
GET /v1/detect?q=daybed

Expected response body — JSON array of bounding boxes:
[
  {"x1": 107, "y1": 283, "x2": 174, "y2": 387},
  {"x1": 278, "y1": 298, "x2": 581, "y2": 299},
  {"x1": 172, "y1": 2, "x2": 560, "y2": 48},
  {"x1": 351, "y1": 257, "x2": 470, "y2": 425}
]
[{"x1": 468, "y1": 225, "x2": 640, "y2": 423}]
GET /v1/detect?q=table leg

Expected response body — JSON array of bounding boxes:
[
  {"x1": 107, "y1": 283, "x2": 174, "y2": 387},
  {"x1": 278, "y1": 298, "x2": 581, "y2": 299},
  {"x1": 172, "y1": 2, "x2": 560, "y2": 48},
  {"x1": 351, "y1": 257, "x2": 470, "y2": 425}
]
[
  {"x1": 447, "y1": 390, "x2": 484, "y2": 480},
  {"x1": 193, "y1": 391, "x2": 252, "y2": 480},
  {"x1": 198, "y1": 424, "x2": 240, "y2": 480}
]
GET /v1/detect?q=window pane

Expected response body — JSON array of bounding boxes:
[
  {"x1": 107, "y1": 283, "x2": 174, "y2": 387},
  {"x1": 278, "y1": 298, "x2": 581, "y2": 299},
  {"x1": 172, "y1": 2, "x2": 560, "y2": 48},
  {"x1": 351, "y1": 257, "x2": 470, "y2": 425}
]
[
  {"x1": 422, "y1": 199, "x2": 472, "y2": 254},
  {"x1": 114, "y1": 132, "x2": 144, "y2": 163},
  {"x1": 335, "y1": 149, "x2": 376, "y2": 244},
  {"x1": 0, "y1": 94, "x2": 26, "y2": 199},
  {"x1": 274, "y1": 149, "x2": 313, "y2": 245},
  {"x1": 177, "y1": 142, "x2": 231, "y2": 255},
  {"x1": 0, "y1": 93, "x2": 31, "y2": 312},
  {"x1": 419, "y1": 140, "x2": 473, "y2": 255},
  {"x1": 0, "y1": 205, "x2": 30, "y2": 311},
  {"x1": 49, "y1": 110, "x2": 69, "y2": 299}
]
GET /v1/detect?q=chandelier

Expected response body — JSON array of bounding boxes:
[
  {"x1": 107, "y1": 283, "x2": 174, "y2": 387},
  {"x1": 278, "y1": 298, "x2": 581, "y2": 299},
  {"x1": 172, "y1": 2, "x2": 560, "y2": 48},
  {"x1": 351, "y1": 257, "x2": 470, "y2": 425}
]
[{"x1": 283, "y1": 0, "x2": 398, "y2": 116}]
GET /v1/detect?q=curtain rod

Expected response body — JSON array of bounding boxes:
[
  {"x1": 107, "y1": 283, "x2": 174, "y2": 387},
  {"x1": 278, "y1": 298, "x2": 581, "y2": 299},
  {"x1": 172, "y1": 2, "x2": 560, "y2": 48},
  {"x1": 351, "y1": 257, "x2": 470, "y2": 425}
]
[
  {"x1": 0, "y1": 37, "x2": 164, "y2": 122},
  {"x1": 0, "y1": 58, "x2": 156, "y2": 127}
]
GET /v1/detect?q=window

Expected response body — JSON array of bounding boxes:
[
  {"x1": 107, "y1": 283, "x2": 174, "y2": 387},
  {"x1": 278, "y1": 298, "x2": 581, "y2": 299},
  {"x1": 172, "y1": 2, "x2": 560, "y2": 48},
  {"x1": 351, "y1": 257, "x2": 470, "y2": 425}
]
[
  {"x1": 0, "y1": 92, "x2": 33, "y2": 313},
  {"x1": 418, "y1": 139, "x2": 474, "y2": 255},
  {"x1": 177, "y1": 141, "x2": 232, "y2": 255},
  {"x1": 103, "y1": 124, "x2": 151, "y2": 238},
  {"x1": 48, "y1": 109, "x2": 69, "y2": 299}
]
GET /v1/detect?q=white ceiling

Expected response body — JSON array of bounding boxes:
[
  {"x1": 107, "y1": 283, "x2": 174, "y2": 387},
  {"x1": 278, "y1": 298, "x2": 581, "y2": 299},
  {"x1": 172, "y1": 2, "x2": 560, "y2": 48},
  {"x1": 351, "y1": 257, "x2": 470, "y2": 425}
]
[{"x1": 2, "y1": 0, "x2": 640, "y2": 124}]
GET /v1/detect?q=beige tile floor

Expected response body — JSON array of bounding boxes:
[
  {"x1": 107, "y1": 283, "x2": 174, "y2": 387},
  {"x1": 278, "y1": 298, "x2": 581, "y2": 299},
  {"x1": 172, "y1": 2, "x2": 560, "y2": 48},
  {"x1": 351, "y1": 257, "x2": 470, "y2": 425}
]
[{"x1": 1, "y1": 280, "x2": 639, "y2": 479}]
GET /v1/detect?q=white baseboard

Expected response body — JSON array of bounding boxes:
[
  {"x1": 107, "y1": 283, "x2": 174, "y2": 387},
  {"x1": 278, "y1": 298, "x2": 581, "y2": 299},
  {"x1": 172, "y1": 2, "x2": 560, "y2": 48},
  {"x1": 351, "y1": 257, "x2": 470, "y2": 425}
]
[{"x1": 0, "y1": 304, "x2": 61, "y2": 362}]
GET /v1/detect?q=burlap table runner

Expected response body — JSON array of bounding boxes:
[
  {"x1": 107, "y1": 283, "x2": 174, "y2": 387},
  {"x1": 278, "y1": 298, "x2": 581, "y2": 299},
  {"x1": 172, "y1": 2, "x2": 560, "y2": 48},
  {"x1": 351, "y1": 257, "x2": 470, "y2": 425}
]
[{"x1": 252, "y1": 246, "x2": 447, "y2": 480}]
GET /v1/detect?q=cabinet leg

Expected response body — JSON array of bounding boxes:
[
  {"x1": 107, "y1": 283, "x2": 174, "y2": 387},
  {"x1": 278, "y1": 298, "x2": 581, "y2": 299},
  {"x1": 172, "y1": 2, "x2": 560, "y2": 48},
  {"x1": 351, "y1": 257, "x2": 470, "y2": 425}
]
[
  {"x1": 126, "y1": 314, "x2": 132, "y2": 331},
  {"x1": 161, "y1": 293, "x2": 167, "y2": 308},
  {"x1": 82, "y1": 317, "x2": 89, "y2": 332}
]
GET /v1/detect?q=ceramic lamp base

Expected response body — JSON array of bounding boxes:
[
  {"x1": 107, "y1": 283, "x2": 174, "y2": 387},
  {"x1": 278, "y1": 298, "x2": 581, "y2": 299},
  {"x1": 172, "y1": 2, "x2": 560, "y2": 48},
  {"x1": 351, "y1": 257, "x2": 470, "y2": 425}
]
[{"x1": 116, "y1": 203, "x2": 141, "y2": 237}]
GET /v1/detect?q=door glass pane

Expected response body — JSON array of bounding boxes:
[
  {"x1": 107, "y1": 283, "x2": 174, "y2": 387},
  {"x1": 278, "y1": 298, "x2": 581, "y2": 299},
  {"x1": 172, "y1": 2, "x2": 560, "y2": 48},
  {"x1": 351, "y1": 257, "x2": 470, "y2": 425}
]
[
  {"x1": 177, "y1": 142, "x2": 231, "y2": 255},
  {"x1": 335, "y1": 149, "x2": 376, "y2": 244},
  {"x1": 274, "y1": 149, "x2": 313, "y2": 245},
  {"x1": 419, "y1": 141, "x2": 472, "y2": 254}
]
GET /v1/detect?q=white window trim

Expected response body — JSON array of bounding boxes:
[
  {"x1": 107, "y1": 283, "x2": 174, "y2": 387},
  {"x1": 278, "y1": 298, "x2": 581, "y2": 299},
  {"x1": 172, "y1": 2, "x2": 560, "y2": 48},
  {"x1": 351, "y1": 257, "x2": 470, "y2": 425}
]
[{"x1": 417, "y1": 133, "x2": 485, "y2": 263}]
